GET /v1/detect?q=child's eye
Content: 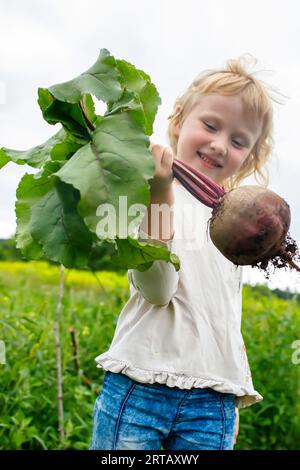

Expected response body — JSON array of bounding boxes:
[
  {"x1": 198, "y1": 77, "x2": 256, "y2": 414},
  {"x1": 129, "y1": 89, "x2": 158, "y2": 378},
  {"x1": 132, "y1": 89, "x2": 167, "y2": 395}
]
[
  {"x1": 232, "y1": 140, "x2": 245, "y2": 148},
  {"x1": 204, "y1": 122, "x2": 216, "y2": 131}
]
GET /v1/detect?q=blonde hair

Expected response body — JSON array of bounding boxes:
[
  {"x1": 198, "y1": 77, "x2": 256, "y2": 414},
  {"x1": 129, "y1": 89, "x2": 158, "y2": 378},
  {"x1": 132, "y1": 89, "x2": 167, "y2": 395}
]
[{"x1": 167, "y1": 55, "x2": 285, "y2": 190}]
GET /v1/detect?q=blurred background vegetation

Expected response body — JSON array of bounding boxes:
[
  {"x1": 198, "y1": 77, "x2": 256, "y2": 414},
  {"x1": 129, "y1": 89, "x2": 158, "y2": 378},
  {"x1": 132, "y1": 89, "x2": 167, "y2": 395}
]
[
  {"x1": 0, "y1": 238, "x2": 299, "y2": 450},
  {"x1": 0, "y1": 237, "x2": 127, "y2": 274}
]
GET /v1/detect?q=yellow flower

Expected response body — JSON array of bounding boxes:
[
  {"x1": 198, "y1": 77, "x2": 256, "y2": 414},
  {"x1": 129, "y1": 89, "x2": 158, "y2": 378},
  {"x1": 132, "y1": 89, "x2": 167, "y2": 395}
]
[{"x1": 82, "y1": 326, "x2": 90, "y2": 337}]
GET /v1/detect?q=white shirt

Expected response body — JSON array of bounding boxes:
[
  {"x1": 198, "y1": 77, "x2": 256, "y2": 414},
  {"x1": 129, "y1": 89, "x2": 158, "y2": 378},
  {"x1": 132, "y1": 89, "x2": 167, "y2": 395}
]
[{"x1": 95, "y1": 181, "x2": 263, "y2": 409}]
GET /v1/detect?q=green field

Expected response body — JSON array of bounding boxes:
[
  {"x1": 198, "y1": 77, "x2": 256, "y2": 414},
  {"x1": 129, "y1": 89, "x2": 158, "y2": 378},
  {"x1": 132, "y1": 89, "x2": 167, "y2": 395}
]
[{"x1": 0, "y1": 261, "x2": 299, "y2": 449}]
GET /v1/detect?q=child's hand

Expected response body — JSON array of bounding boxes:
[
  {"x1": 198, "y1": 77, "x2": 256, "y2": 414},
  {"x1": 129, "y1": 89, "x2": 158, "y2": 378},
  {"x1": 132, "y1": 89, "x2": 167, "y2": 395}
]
[
  {"x1": 149, "y1": 143, "x2": 174, "y2": 198},
  {"x1": 140, "y1": 143, "x2": 175, "y2": 240}
]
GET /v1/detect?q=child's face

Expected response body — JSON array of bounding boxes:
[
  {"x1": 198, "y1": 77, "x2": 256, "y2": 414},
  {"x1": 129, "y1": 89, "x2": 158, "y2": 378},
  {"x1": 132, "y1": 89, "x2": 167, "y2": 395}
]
[{"x1": 174, "y1": 94, "x2": 262, "y2": 185}]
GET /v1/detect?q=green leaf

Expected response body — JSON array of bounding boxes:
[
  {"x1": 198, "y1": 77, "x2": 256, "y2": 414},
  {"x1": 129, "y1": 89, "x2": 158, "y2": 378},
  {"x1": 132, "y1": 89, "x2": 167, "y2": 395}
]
[
  {"x1": 16, "y1": 173, "x2": 93, "y2": 268},
  {"x1": 52, "y1": 110, "x2": 179, "y2": 271},
  {"x1": 0, "y1": 148, "x2": 10, "y2": 169},
  {"x1": 113, "y1": 236, "x2": 180, "y2": 272},
  {"x1": 105, "y1": 90, "x2": 145, "y2": 128},
  {"x1": 15, "y1": 174, "x2": 54, "y2": 260},
  {"x1": 53, "y1": 142, "x2": 105, "y2": 231},
  {"x1": 114, "y1": 59, "x2": 161, "y2": 135},
  {"x1": 50, "y1": 128, "x2": 88, "y2": 161},
  {"x1": 29, "y1": 179, "x2": 94, "y2": 268},
  {"x1": 0, "y1": 128, "x2": 86, "y2": 171},
  {"x1": 39, "y1": 160, "x2": 66, "y2": 178},
  {"x1": 37, "y1": 49, "x2": 123, "y2": 139},
  {"x1": 49, "y1": 49, "x2": 122, "y2": 104},
  {"x1": 0, "y1": 129, "x2": 67, "y2": 170},
  {"x1": 80, "y1": 93, "x2": 98, "y2": 126},
  {"x1": 54, "y1": 111, "x2": 154, "y2": 235},
  {"x1": 38, "y1": 89, "x2": 92, "y2": 139},
  {"x1": 2, "y1": 49, "x2": 180, "y2": 272}
]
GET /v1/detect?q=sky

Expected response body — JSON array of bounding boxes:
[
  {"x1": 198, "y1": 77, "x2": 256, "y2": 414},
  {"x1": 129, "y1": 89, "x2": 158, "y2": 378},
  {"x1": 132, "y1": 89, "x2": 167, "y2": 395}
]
[{"x1": 1, "y1": 0, "x2": 300, "y2": 292}]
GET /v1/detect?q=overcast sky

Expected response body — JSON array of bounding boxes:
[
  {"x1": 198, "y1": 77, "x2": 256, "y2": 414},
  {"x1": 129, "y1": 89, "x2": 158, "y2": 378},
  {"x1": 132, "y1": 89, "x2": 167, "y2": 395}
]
[{"x1": 1, "y1": 0, "x2": 300, "y2": 291}]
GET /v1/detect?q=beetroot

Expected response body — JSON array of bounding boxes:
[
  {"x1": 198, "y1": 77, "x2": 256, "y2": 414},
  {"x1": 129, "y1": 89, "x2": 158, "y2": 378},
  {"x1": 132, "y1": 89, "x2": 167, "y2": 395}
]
[{"x1": 172, "y1": 159, "x2": 300, "y2": 277}]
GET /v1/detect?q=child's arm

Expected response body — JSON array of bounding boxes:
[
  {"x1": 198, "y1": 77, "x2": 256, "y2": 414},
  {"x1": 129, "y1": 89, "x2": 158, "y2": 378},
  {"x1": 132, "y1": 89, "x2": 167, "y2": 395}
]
[
  {"x1": 129, "y1": 143, "x2": 179, "y2": 306},
  {"x1": 129, "y1": 256, "x2": 178, "y2": 306},
  {"x1": 140, "y1": 143, "x2": 174, "y2": 241}
]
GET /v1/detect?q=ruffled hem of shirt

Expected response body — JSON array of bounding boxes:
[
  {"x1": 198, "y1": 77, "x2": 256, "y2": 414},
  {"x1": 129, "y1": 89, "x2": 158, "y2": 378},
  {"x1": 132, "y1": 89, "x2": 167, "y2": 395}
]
[{"x1": 94, "y1": 354, "x2": 263, "y2": 409}]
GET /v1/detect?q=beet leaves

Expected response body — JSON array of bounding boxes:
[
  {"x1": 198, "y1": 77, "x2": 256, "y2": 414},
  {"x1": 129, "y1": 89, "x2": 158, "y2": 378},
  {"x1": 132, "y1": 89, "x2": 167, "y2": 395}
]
[{"x1": 0, "y1": 49, "x2": 180, "y2": 271}]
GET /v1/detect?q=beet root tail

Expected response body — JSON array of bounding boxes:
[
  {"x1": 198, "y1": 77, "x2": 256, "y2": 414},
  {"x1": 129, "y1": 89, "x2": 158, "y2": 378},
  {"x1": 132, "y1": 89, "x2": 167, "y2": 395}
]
[{"x1": 281, "y1": 251, "x2": 300, "y2": 273}]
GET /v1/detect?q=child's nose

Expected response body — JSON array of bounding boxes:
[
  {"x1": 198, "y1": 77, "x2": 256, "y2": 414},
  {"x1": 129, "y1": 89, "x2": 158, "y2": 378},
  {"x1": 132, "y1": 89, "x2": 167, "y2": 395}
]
[{"x1": 210, "y1": 137, "x2": 228, "y2": 156}]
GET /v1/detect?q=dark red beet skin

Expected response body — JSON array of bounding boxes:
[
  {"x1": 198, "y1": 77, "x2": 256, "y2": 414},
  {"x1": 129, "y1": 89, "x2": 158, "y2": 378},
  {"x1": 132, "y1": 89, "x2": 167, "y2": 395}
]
[
  {"x1": 209, "y1": 186, "x2": 299, "y2": 278},
  {"x1": 172, "y1": 159, "x2": 300, "y2": 278}
]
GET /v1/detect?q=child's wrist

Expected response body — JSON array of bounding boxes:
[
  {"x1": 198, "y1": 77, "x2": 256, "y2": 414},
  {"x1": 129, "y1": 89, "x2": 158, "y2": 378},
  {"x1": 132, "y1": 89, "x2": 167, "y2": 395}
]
[
  {"x1": 140, "y1": 185, "x2": 174, "y2": 241},
  {"x1": 150, "y1": 184, "x2": 174, "y2": 206}
]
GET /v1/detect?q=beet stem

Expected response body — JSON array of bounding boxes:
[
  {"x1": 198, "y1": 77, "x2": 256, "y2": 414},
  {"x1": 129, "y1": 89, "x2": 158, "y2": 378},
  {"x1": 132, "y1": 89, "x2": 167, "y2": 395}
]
[
  {"x1": 172, "y1": 159, "x2": 225, "y2": 208},
  {"x1": 173, "y1": 166, "x2": 216, "y2": 207}
]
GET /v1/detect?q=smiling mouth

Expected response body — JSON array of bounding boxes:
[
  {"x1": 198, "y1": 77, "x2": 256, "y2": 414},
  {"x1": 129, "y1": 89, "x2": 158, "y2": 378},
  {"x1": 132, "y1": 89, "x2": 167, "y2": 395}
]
[{"x1": 197, "y1": 152, "x2": 222, "y2": 168}]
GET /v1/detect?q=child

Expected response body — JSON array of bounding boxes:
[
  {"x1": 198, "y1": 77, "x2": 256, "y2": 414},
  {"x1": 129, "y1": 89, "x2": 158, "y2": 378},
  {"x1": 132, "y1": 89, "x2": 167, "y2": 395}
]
[{"x1": 90, "y1": 56, "x2": 277, "y2": 450}]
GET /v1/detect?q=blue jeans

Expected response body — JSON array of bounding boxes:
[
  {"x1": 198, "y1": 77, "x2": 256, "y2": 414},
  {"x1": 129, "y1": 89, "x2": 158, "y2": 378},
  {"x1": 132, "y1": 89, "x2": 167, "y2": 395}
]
[{"x1": 90, "y1": 371, "x2": 236, "y2": 450}]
